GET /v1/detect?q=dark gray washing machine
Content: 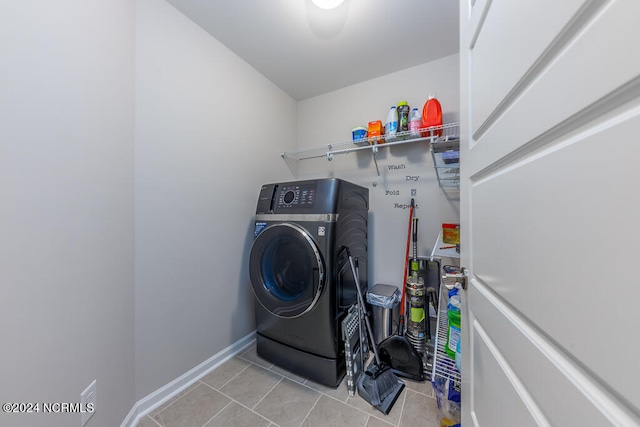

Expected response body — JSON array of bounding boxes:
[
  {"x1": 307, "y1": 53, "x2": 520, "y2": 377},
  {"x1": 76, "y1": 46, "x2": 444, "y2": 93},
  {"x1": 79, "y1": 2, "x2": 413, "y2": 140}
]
[{"x1": 249, "y1": 178, "x2": 369, "y2": 387}]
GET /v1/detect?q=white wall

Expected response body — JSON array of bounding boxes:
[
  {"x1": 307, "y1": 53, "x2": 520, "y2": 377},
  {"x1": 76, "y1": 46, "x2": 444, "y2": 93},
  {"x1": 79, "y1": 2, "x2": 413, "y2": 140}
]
[
  {"x1": 134, "y1": 0, "x2": 297, "y2": 399},
  {"x1": 0, "y1": 1, "x2": 135, "y2": 427},
  {"x1": 296, "y1": 55, "x2": 460, "y2": 287}
]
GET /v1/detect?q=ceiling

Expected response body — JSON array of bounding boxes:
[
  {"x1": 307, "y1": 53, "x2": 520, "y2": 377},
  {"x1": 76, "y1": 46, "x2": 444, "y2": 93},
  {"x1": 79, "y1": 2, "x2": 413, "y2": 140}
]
[{"x1": 166, "y1": 0, "x2": 460, "y2": 100}]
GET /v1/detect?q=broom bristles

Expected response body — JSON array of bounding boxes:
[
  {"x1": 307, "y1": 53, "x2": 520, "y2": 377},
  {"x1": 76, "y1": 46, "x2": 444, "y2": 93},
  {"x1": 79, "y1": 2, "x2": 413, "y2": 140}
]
[{"x1": 360, "y1": 365, "x2": 403, "y2": 406}]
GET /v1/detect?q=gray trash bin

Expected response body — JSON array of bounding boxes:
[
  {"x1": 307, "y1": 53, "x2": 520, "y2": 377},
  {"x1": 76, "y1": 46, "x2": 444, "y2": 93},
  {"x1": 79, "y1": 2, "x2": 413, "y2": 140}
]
[{"x1": 366, "y1": 283, "x2": 401, "y2": 345}]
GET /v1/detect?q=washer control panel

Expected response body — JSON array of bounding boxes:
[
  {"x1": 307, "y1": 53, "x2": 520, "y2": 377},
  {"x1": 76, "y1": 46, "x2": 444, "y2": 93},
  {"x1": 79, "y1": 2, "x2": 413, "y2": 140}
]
[{"x1": 278, "y1": 183, "x2": 316, "y2": 208}]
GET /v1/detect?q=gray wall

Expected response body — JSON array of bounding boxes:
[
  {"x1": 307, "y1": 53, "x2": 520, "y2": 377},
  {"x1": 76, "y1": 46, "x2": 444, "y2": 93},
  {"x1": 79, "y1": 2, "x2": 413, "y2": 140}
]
[
  {"x1": 295, "y1": 55, "x2": 461, "y2": 287},
  {"x1": 134, "y1": 0, "x2": 297, "y2": 399},
  {"x1": 0, "y1": 1, "x2": 136, "y2": 426}
]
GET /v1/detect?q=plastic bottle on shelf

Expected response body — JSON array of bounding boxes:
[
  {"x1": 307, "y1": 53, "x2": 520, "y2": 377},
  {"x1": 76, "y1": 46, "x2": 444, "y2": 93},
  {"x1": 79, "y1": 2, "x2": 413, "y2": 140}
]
[
  {"x1": 397, "y1": 101, "x2": 410, "y2": 139},
  {"x1": 422, "y1": 92, "x2": 443, "y2": 138},
  {"x1": 385, "y1": 106, "x2": 398, "y2": 142},
  {"x1": 445, "y1": 290, "x2": 461, "y2": 360},
  {"x1": 408, "y1": 108, "x2": 422, "y2": 138}
]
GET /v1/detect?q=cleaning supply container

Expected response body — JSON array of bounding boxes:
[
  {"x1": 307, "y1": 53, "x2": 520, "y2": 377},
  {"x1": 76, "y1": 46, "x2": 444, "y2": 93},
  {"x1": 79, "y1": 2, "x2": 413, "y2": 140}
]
[
  {"x1": 445, "y1": 292, "x2": 461, "y2": 360},
  {"x1": 397, "y1": 101, "x2": 410, "y2": 139},
  {"x1": 385, "y1": 106, "x2": 398, "y2": 142},
  {"x1": 366, "y1": 284, "x2": 401, "y2": 345},
  {"x1": 421, "y1": 92, "x2": 443, "y2": 137},
  {"x1": 352, "y1": 126, "x2": 368, "y2": 144},
  {"x1": 368, "y1": 120, "x2": 384, "y2": 144},
  {"x1": 408, "y1": 108, "x2": 422, "y2": 138}
]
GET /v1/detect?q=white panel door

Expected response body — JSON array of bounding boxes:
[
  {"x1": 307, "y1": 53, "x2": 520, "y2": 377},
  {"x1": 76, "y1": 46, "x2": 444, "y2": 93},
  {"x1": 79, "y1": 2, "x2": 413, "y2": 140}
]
[{"x1": 460, "y1": 0, "x2": 640, "y2": 425}]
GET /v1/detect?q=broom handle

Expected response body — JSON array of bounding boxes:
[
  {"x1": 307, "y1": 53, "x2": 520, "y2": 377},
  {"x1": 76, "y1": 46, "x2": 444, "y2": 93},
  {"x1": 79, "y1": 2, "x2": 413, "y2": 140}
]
[
  {"x1": 355, "y1": 258, "x2": 365, "y2": 373},
  {"x1": 346, "y1": 248, "x2": 381, "y2": 366}
]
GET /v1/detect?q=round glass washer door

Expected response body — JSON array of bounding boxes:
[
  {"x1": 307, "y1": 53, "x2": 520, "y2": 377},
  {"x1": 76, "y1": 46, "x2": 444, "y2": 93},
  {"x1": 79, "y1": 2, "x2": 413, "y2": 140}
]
[{"x1": 249, "y1": 223, "x2": 325, "y2": 318}]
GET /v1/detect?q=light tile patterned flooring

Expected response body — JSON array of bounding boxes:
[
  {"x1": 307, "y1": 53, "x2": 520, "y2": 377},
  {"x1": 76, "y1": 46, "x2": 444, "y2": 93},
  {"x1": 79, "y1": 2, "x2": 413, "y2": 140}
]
[{"x1": 136, "y1": 343, "x2": 441, "y2": 427}]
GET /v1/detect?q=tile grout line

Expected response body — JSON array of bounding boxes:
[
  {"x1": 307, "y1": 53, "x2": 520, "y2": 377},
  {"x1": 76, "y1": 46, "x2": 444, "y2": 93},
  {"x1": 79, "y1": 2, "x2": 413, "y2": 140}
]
[
  {"x1": 237, "y1": 352, "x2": 274, "y2": 370},
  {"x1": 235, "y1": 347, "x2": 437, "y2": 427},
  {"x1": 396, "y1": 388, "x2": 407, "y2": 427},
  {"x1": 231, "y1": 360, "x2": 369, "y2": 427},
  {"x1": 317, "y1": 391, "x2": 381, "y2": 424},
  {"x1": 144, "y1": 345, "x2": 442, "y2": 427},
  {"x1": 209, "y1": 359, "x2": 252, "y2": 390},
  {"x1": 251, "y1": 374, "x2": 284, "y2": 410},
  {"x1": 143, "y1": 414, "x2": 164, "y2": 427},
  {"x1": 297, "y1": 393, "x2": 322, "y2": 427},
  {"x1": 199, "y1": 379, "x2": 279, "y2": 427},
  {"x1": 221, "y1": 362, "x2": 433, "y2": 426},
  {"x1": 210, "y1": 357, "x2": 331, "y2": 426},
  {"x1": 199, "y1": 400, "x2": 233, "y2": 427}
]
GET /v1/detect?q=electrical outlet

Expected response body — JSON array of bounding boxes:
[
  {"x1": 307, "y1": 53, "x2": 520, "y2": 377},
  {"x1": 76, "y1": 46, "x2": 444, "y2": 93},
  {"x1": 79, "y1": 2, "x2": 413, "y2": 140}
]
[{"x1": 80, "y1": 380, "x2": 96, "y2": 426}]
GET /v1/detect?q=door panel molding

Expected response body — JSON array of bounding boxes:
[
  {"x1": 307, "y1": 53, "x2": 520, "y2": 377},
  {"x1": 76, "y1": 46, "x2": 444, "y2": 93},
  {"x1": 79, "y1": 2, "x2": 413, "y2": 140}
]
[
  {"x1": 468, "y1": 0, "x2": 492, "y2": 50},
  {"x1": 472, "y1": 318, "x2": 542, "y2": 426},
  {"x1": 470, "y1": 77, "x2": 640, "y2": 183},
  {"x1": 469, "y1": 0, "x2": 640, "y2": 176},
  {"x1": 472, "y1": 0, "x2": 610, "y2": 141},
  {"x1": 470, "y1": 0, "x2": 588, "y2": 137},
  {"x1": 470, "y1": 278, "x2": 640, "y2": 425},
  {"x1": 469, "y1": 108, "x2": 640, "y2": 414}
]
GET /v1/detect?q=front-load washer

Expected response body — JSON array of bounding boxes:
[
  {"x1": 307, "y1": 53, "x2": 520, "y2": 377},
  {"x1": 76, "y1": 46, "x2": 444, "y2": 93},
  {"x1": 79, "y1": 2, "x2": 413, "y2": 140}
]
[{"x1": 249, "y1": 178, "x2": 368, "y2": 387}]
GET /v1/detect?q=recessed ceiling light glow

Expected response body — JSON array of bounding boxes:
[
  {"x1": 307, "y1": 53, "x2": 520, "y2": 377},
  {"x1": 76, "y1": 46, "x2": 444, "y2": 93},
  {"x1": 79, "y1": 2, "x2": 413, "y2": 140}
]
[{"x1": 311, "y1": 0, "x2": 344, "y2": 10}]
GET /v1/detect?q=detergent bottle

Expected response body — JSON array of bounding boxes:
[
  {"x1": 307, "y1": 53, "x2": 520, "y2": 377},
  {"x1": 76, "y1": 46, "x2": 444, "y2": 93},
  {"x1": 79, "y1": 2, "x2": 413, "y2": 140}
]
[
  {"x1": 421, "y1": 92, "x2": 442, "y2": 137},
  {"x1": 385, "y1": 106, "x2": 398, "y2": 142},
  {"x1": 408, "y1": 108, "x2": 422, "y2": 138},
  {"x1": 445, "y1": 289, "x2": 461, "y2": 360},
  {"x1": 397, "y1": 101, "x2": 410, "y2": 139}
]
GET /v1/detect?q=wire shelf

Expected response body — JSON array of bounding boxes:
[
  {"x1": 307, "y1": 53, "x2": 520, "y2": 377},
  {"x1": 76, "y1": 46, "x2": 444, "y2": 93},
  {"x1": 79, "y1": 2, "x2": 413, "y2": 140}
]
[
  {"x1": 281, "y1": 122, "x2": 460, "y2": 161},
  {"x1": 431, "y1": 283, "x2": 461, "y2": 383},
  {"x1": 430, "y1": 134, "x2": 460, "y2": 194}
]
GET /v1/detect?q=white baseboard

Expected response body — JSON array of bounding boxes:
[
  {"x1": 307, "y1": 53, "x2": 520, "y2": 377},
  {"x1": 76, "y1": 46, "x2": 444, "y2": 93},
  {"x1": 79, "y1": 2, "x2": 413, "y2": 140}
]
[{"x1": 121, "y1": 331, "x2": 256, "y2": 427}]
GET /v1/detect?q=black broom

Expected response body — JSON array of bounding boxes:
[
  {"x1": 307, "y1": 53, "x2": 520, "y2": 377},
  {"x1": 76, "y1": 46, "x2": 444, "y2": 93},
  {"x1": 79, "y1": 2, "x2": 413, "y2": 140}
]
[{"x1": 345, "y1": 248, "x2": 404, "y2": 414}]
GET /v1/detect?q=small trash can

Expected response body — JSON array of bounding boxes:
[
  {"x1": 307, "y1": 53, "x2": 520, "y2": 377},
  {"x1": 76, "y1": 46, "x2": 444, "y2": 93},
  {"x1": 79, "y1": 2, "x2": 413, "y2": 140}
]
[{"x1": 367, "y1": 283, "x2": 401, "y2": 345}]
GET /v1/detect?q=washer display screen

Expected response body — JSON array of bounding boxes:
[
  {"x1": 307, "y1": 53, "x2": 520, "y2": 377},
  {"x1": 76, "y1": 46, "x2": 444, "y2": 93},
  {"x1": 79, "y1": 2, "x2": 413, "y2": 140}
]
[{"x1": 277, "y1": 183, "x2": 316, "y2": 208}]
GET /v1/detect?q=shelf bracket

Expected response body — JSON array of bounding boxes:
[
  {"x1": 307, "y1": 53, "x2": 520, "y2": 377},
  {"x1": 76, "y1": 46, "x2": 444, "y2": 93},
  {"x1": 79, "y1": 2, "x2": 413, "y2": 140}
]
[{"x1": 372, "y1": 143, "x2": 380, "y2": 176}]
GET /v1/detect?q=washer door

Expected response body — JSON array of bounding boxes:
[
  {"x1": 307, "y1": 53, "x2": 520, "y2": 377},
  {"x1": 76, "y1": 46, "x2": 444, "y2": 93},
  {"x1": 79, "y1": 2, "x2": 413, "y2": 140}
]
[{"x1": 249, "y1": 223, "x2": 325, "y2": 318}]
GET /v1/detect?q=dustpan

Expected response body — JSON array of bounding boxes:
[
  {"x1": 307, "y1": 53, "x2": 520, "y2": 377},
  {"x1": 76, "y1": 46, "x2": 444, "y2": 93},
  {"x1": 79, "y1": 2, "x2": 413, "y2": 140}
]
[
  {"x1": 377, "y1": 335, "x2": 426, "y2": 381},
  {"x1": 343, "y1": 247, "x2": 405, "y2": 415}
]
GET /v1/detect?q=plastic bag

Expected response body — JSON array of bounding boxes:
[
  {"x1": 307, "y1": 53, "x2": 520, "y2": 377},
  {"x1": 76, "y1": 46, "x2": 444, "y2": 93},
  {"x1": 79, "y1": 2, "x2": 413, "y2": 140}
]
[
  {"x1": 366, "y1": 285, "x2": 401, "y2": 309},
  {"x1": 432, "y1": 376, "x2": 461, "y2": 427}
]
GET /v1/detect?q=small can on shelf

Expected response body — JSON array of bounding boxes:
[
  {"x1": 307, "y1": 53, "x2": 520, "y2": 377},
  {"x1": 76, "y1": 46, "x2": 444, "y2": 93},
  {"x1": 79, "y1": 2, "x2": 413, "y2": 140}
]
[
  {"x1": 442, "y1": 223, "x2": 460, "y2": 245},
  {"x1": 351, "y1": 126, "x2": 368, "y2": 146}
]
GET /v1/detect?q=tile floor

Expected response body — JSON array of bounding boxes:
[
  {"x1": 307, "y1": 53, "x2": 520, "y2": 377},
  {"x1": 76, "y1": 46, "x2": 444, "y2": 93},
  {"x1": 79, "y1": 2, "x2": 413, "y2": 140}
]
[{"x1": 136, "y1": 343, "x2": 442, "y2": 427}]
